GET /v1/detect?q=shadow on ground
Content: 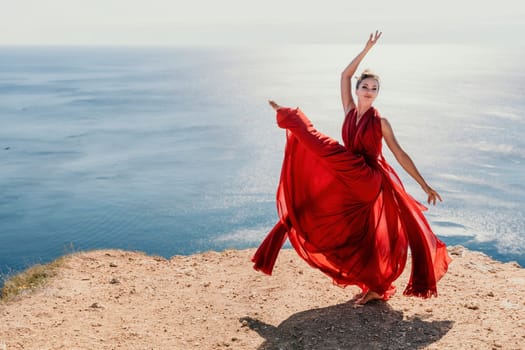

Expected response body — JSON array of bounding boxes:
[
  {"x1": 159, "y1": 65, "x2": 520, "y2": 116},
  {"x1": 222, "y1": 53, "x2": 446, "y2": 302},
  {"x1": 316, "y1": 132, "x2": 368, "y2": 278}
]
[{"x1": 240, "y1": 301, "x2": 453, "y2": 350}]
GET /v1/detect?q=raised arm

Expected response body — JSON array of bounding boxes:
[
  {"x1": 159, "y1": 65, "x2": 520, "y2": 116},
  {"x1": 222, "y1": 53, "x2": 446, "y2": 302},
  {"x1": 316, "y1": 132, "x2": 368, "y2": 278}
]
[
  {"x1": 381, "y1": 118, "x2": 442, "y2": 205},
  {"x1": 341, "y1": 31, "x2": 382, "y2": 116}
]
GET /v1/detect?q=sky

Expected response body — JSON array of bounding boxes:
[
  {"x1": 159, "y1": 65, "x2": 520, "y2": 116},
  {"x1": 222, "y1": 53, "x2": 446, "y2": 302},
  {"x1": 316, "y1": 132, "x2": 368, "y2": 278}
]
[{"x1": 1, "y1": 0, "x2": 523, "y2": 46}]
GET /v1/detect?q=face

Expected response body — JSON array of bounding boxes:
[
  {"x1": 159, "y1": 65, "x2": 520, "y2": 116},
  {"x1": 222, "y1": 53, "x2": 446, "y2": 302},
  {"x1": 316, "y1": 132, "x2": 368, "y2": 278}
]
[{"x1": 356, "y1": 78, "x2": 379, "y2": 104}]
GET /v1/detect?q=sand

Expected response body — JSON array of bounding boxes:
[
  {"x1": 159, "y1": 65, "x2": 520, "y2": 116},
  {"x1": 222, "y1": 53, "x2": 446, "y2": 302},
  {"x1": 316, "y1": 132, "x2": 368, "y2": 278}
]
[{"x1": 0, "y1": 246, "x2": 524, "y2": 349}]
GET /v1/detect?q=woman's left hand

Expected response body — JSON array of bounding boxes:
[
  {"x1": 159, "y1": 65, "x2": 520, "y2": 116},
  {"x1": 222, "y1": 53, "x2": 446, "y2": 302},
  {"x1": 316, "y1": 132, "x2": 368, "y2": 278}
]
[{"x1": 423, "y1": 185, "x2": 442, "y2": 205}]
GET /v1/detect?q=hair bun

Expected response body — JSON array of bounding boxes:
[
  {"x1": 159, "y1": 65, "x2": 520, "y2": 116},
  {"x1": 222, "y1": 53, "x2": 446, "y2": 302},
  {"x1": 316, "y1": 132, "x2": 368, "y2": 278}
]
[{"x1": 356, "y1": 69, "x2": 381, "y2": 89}]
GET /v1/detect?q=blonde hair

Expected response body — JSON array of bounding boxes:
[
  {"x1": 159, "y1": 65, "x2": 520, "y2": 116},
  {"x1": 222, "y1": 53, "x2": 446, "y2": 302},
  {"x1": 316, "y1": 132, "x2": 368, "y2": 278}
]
[{"x1": 356, "y1": 69, "x2": 381, "y2": 90}]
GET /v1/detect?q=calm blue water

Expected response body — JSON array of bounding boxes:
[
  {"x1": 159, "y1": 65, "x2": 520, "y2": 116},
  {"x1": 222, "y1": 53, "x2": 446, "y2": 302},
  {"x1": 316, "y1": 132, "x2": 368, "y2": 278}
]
[{"x1": 1, "y1": 44, "x2": 524, "y2": 283}]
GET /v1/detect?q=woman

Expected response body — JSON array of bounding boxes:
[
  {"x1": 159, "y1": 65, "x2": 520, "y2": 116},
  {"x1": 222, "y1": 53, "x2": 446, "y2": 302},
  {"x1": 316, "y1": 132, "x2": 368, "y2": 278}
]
[{"x1": 252, "y1": 31, "x2": 451, "y2": 304}]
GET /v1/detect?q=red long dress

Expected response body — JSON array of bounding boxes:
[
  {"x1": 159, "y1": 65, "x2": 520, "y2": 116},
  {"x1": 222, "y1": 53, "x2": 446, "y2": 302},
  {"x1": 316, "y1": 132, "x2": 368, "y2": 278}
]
[{"x1": 252, "y1": 106, "x2": 451, "y2": 299}]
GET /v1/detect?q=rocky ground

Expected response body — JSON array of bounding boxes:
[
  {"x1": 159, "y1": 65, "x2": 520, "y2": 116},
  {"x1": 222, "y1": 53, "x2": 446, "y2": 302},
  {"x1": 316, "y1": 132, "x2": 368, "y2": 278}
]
[{"x1": 1, "y1": 246, "x2": 524, "y2": 349}]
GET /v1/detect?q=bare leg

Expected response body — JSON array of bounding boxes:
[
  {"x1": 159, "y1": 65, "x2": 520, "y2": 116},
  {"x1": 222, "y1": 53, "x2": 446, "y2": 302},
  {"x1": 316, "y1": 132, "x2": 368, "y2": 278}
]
[{"x1": 268, "y1": 100, "x2": 281, "y2": 111}]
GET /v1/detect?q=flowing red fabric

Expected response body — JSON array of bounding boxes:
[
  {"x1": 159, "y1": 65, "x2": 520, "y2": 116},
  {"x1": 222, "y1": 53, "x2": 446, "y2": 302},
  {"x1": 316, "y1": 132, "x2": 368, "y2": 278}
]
[{"x1": 252, "y1": 106, "x2": 451, "y2": 299}]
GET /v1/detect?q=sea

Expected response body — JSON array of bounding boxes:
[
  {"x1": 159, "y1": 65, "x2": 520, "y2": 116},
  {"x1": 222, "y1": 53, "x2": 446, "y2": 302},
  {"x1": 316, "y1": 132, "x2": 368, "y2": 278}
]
[{"x1": 1, "y1": 44, "x2": 524, "y2": 284}]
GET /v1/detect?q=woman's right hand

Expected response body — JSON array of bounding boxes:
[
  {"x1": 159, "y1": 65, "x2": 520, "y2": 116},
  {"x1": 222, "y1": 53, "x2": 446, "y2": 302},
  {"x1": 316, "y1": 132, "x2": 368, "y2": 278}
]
[{"x1": 365, "y1": 31, "x2": 382, "y2": 50}]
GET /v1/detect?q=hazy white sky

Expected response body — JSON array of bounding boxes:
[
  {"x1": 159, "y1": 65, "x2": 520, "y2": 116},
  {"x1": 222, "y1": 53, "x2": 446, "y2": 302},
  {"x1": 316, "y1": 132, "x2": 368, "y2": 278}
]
[{"x1": 1, "y1": 0, "x2": 523, "y2": 46}]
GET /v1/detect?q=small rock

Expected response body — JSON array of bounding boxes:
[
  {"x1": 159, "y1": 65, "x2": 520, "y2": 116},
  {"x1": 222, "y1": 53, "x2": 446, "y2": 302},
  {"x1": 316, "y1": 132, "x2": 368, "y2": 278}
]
[
  {"x1": 508, "y1": 261, "x2": 522, "y2": 268},
  {"x1": 464, "y1": 303, "x2": 479, "y2": 310},
  {"x1": 110, "y1": 278, "x2": 120, "y2": 284},
  {"x1": 448, "y1": 246, "x2": 464, "y2": 256},
  {"x1": 90, "y1": 303, "x2": 104, "y2": 309},
  {"x1": 109, "y1": 262, "x2": 118, "y2": 267}
]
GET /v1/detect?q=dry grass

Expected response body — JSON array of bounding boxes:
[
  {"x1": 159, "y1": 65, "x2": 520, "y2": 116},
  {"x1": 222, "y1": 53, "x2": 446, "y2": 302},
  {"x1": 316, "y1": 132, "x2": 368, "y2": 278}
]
[{"x1": 0, "y1": 257, "x2": 66, "y2": 302}]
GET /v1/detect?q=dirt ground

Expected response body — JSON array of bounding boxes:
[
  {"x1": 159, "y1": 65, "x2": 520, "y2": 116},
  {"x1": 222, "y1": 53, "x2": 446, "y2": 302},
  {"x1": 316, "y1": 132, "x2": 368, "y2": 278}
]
[{"x1": 1, "y1": 246, "x2": 524, "y2": 349}]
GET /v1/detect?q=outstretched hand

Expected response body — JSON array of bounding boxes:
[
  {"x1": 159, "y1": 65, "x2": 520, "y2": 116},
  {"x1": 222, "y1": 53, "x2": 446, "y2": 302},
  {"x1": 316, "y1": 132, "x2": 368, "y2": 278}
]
[
  {"x1": 365, "y1": 30, "x2": 382, "y2": 50},
  {"x1": 423, "y1": 185, "x2": 442, "y2": 206}
]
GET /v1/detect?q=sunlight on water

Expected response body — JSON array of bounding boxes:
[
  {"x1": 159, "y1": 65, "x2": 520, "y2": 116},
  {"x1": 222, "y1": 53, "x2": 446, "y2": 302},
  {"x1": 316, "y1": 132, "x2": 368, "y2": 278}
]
[{"x1": 0, "y1": 44, "x2": 524, "y2": 281}]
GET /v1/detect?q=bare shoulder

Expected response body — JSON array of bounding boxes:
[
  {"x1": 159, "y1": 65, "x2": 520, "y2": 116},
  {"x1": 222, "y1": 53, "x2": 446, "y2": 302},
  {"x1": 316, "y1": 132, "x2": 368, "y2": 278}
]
[
  {"x1": 380, "y1": 117, "x2": 393, "y2": 134},
  {"x1": 380, "y1": 116, "x2": 403, "y2": 151}
]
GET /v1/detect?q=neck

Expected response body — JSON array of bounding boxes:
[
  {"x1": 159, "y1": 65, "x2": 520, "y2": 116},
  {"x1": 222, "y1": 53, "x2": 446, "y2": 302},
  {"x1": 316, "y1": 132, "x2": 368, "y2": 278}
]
[{"x1": 356, "y1": 103, "x2": 372, "y2": 118}]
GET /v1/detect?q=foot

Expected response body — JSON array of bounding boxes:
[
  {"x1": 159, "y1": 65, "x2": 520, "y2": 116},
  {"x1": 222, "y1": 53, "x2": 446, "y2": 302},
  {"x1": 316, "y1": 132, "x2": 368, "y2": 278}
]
[
  {"x1": 355, "y1": 290, "x2": 383, "y2": 305},
  {"x1": 268, "y1": 100, "x2": 281, "y2": 111}
]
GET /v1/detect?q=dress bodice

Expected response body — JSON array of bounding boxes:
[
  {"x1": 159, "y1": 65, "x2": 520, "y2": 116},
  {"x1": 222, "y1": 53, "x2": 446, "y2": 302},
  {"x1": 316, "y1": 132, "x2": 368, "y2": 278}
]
[{"x1": 342, "y1": 107, "x2": 383, "y2": 164}]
